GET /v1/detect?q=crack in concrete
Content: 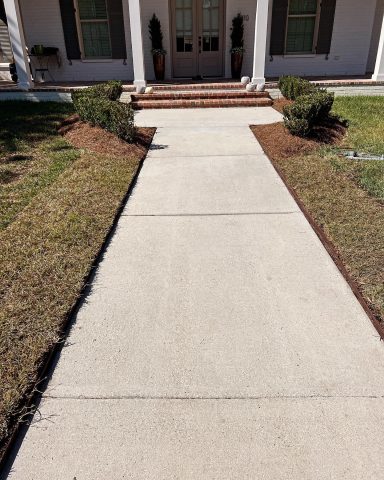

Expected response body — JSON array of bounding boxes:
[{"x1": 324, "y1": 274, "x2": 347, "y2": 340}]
[
  {"x1": 121, "y1": 211, "x2": 300, "y2": 217},
  {"x1": 42, "y1": 394, "x2": 384, "y2": 401}
]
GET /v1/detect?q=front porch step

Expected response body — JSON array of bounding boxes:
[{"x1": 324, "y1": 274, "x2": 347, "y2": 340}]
[
  {"x1": 123, "y1": 82, "x2": 246, "y2": 92},
  {"x1": 131, "y1": 96, "x2": 272, "y2": 109},
  {"x1": 131, "y1": 90, "x2": 270, "y2": 102}
]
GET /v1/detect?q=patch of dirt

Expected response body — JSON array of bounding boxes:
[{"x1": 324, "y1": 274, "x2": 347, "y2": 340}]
[
  {"x1": 251, "y1": 118, "x2": 346, "y2": 160},
  {"x1": 272, "y1": 97, "x2": 293, "y2": 114},
  {"x1": 0, "y1": 170, "x2": 19, "y2": 184},
  {"x1": 59, "y1": 115, "x2": 155, "y2": 159},
  {"x1": 251, "y1": 123, "x2": 319, "y2": 159}
]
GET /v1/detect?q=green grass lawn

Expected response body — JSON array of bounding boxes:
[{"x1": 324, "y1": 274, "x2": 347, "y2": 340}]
[
  {"x1": 252, "y1": 95, "x2": 384, "y2": 334},
  {"x1": 0, "y1": 101, "x2": 152, "y2": 457},
  {"x1": 333, "y1": 96, "x2": 384, "y2": 201}
]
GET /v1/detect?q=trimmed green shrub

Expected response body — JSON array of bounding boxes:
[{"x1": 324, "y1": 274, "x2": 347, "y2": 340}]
[
  {"x1": 309, "y1": 90, "x2": 335, "y2": 119},
  {"x1": 283, "y1": 117, "x2": 311, "y2": 137},
  {"x1": 71, "y1": 81, "x2": 134, "y2": 143},
  {"x1": 74, "y1": 95, "x2": 135, "y2": 143},
  {"x1": 72, "y1": 81, "x2": 123, "y2": 103},
  {"x1": 283, "y1": 90, "x2": 335, "y2": 137},
  {"x1": 278, "y1": 76, "x2": 316, "y2": 100}
]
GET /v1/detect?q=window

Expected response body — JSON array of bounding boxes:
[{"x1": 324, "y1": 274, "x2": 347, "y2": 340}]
[
  {"x1": 76, "y1": 0, "x2": 112, "y2": 59},
  {"x1": 202, "y1": 0, "x2": 220, "y2": 52},
  {"x1": 286, "y1": 0, "x2": 320, "y2": 54},
  {"x1": 175, "y1": 0, "x2": 193, "y2": 52}
]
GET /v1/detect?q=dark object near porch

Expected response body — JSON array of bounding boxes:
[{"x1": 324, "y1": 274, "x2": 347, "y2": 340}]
[
  {"x1": 9, "y1": 63, "x2": 17, "y2": 83},
  {"x1": 149, "y1": 14, "x2": 166, "y2": 81},
  {"x1": 230, "y1": 14, "x2": 244, "y2": 79},
  {"x1": 30, "y1": 46, "x2": 59, "y2": 56}
]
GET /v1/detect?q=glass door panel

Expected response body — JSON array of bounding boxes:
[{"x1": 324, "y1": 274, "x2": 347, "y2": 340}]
[
  {"x1": 175, "y1": 0, "x2": 194, "y2": 52},
  {"x1": 198, "y1": 0, "x2": 223, "y2": 77},
  {"x1": 172, "y1": 0, "x2": 198, "y2": 77},
  {"x1": 202, "y1": 0, "x2": 220, "y2": 52}
]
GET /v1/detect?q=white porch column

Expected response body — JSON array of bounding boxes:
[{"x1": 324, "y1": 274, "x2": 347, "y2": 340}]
[
  {"x1": 3, "y1": 0, "x2": 33, "y2": 90},
  {"x1": 372, "y1": 13, "x2": 384, "y2": 81},
  {"x1": 252, "y1": 0, "x2": 270, "y2": 85},
  {"x1": 128, "y1": 0, "x2": 146, "y2": 92}
]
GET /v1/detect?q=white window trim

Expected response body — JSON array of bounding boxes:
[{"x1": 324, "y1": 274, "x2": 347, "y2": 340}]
[
  {"x1": 74, "y1": 0, "x2": 113, "y2": 61},
  {"x1": 284, "y1": 0, "x2": 321, "y2": 56}
]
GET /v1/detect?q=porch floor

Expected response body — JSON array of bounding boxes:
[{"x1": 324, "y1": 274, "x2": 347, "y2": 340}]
[{"x1": 0, "y1": 75, "x2": 383, "y2": 92}]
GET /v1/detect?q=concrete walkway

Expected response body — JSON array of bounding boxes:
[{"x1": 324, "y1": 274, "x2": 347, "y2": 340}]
[{"x1": 4, "y1": 108, "x2": 384, "y2": 479}]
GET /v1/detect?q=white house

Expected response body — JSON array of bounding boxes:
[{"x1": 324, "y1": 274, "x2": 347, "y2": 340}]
[{"x1": 1, "y1": 0, "x2": 384, "y2": 91}]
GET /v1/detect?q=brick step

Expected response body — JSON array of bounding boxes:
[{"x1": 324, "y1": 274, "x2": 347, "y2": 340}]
[
  {"x1": 151, "y1": 82, "x2": 244, "y2": 91},
  {"x1": 131, "y1": 90, "x2": 269, "y2": 101},
  {"x1": 131, "y1": 97, "x2": 273, "y2": 110},
  {"x1": 123, "y1": 82, "x2": 245, "y2": 92}
]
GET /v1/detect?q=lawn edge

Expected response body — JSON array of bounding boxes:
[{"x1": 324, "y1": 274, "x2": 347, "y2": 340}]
[
  {"x1": 0, "y1": 128, "x2": 156, "y2": 471},
  {"x1": 250, "y1": 125, "x2": 384, "y2": 342}
]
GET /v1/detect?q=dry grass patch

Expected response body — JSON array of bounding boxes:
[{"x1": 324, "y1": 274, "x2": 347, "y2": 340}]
[
  {"x1": 251, "y1": 96, "x2": 384, "y2": 328},
  {"x1": 0, "y1": 102, "x2": 79, "y2": 230},
  {"x1": 0, "y1": 102, "x2": 154, "y2": 455}
]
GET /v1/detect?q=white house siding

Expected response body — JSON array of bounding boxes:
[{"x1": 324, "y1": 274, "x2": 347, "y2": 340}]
[
  {"x1": 264, "y1": 0, "x2": 378, "y2": 77},
  {"x1": 17, "y1": 0, "x2": 382, "y2": 82},
  {"x1": 140, "y1": 0, "x2": 172, "y2": 80},
  {"x1": 367, "y1": 0, "x2": 384, "y2": 72},
  {"x1": 225, "y1": 0, "x2": 256, "y2": 78},
  {"x1": 20, "y1": 0, "x2": 134, "y2": 81}
]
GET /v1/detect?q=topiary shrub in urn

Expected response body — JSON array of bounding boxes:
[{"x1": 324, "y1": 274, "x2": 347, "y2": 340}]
[
  {"x1": 230, "y1": 13, "x2": 245, "y2": 79},
  {"x1": 149, "y1": 14, "x2": 166, "y2": 81}
]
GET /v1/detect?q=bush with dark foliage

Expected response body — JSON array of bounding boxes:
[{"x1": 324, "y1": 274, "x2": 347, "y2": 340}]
[
  {"x1": 283, "y1": 90, "x2": 335, "y2": 137},
  {"x1": 278, "y1": 76, "x2": 316, "y2": 100},
  {"x1": 72, "y1": 81, "x2": 134, "y2": 142},
  {"x1": 72, "y1": 81, "x2": 123, "y2": 103}
]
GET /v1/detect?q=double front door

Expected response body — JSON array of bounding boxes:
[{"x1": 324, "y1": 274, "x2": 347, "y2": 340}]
[{"x1": 171, "y1": 0, "x2": 224, "y2": 78}]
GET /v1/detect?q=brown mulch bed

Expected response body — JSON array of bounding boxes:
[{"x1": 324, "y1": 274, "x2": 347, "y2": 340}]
[
  {"x1": 251, "y1": 118, "x2": 346, "y2": 159},
  {"x1": 272, "y1": 97, "x2": 293, "y2": 113},
  {"x1": 59, "y1": 115, "x2": 155, "y2": 158}
]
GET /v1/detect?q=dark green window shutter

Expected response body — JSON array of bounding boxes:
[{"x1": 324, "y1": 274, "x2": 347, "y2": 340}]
[
  {"x1": 0, "y1": 1, "x2": 7, "y2": 25},
  {"x1": 316, "y1": 0, "x2": 336, "y2": 54},
  {"x1": 59, "y1": 0, "x2": 81, "y2": 60},
  {"x1": 270, "y1": 0, "x2": 289, "y2": 55},
  {"x1": 106, "y1": 0, "x2": 127, "y2": 59}
]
